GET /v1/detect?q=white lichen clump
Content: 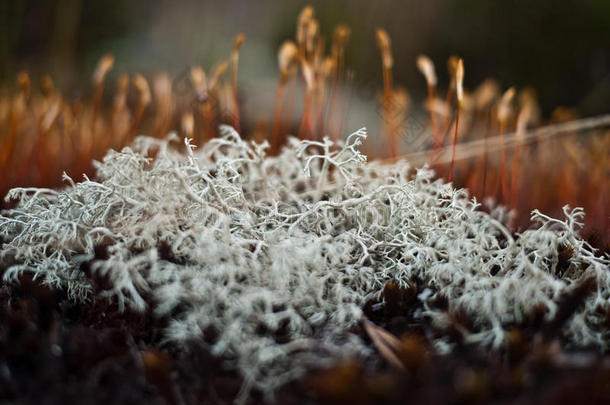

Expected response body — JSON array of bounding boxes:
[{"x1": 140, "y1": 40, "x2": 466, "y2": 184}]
[{"x1": 1, "y1": 126, "x2": 608, "y2": 400}]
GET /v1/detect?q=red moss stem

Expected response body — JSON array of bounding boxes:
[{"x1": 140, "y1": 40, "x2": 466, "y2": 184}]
[{"x1": 448, "y1": 101, "x2": 461, "y2": 183}]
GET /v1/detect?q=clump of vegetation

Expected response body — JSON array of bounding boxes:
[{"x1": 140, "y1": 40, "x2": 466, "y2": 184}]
[
  {"x1": 0, "y1": 5, "x2": 609, "y2": 403},
  {"x1": 1, "y1": 125, "x2": 608, "y2": 401}
]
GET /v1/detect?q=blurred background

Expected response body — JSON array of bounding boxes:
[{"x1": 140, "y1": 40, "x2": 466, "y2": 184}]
[
  {"x1": 2, "y1": 0, "x2": 610, "y2": 116},
  {"x1": 0, "y1": 0, "x2": 608, "y2": 245}
]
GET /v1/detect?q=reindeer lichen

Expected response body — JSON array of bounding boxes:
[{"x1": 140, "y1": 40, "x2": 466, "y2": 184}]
[{"x1": 1, "y1": 126, "x2": 608, "y2": 401}]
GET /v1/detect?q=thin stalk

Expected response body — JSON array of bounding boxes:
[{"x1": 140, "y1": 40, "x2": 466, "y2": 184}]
[
  {"x1": 481, "y1": 108, "x2": 492, "y2": 197},
  {"x1": 510, "y1": 140, "x2": 523, "y2": 209},
  {"x1": 448, "y1": 100, "x2": 462, "y2": 183},
  {"x1": 449, "y1": 58, "x2": 464, "y2": 183},
  {"x1": 499, "y1": 120, "x2": 508, "y2": 203}
]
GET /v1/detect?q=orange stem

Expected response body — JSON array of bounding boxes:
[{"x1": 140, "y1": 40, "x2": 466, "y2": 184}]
[
  {"x1": 499, "y1": 120, "x2": 508, "y2": 204},
  {"x1": 448, "y1": 101, "x2": 462, "y2": 183},
  {"x1": 298, "y1": 90, "x2": 313, "y2": 140},
  {"x1": 510, "y1": 141, "x2": 523, "y2": 210},
  {"x1": 481, "y1": 109, "x2": 492, "y2": 197},
  {"x1": 382, "y1": 67, "x2": 396, "y2": 159},
  {"x1": 233, "y1": 63, "x2": 241, "y2": 133},
  {"x1": 428, "y1": 85, "x2": 439, "y2": 149}
]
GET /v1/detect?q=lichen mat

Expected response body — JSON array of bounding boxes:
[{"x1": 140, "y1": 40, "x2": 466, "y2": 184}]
[{"x1": 1, "y1": 126, "x2": 608, "y2": 403}]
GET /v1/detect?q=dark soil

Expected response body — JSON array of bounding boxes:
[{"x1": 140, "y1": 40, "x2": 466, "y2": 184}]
[{"x1": 1, "y1": 269, "x2": 609, "y2": 405}]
